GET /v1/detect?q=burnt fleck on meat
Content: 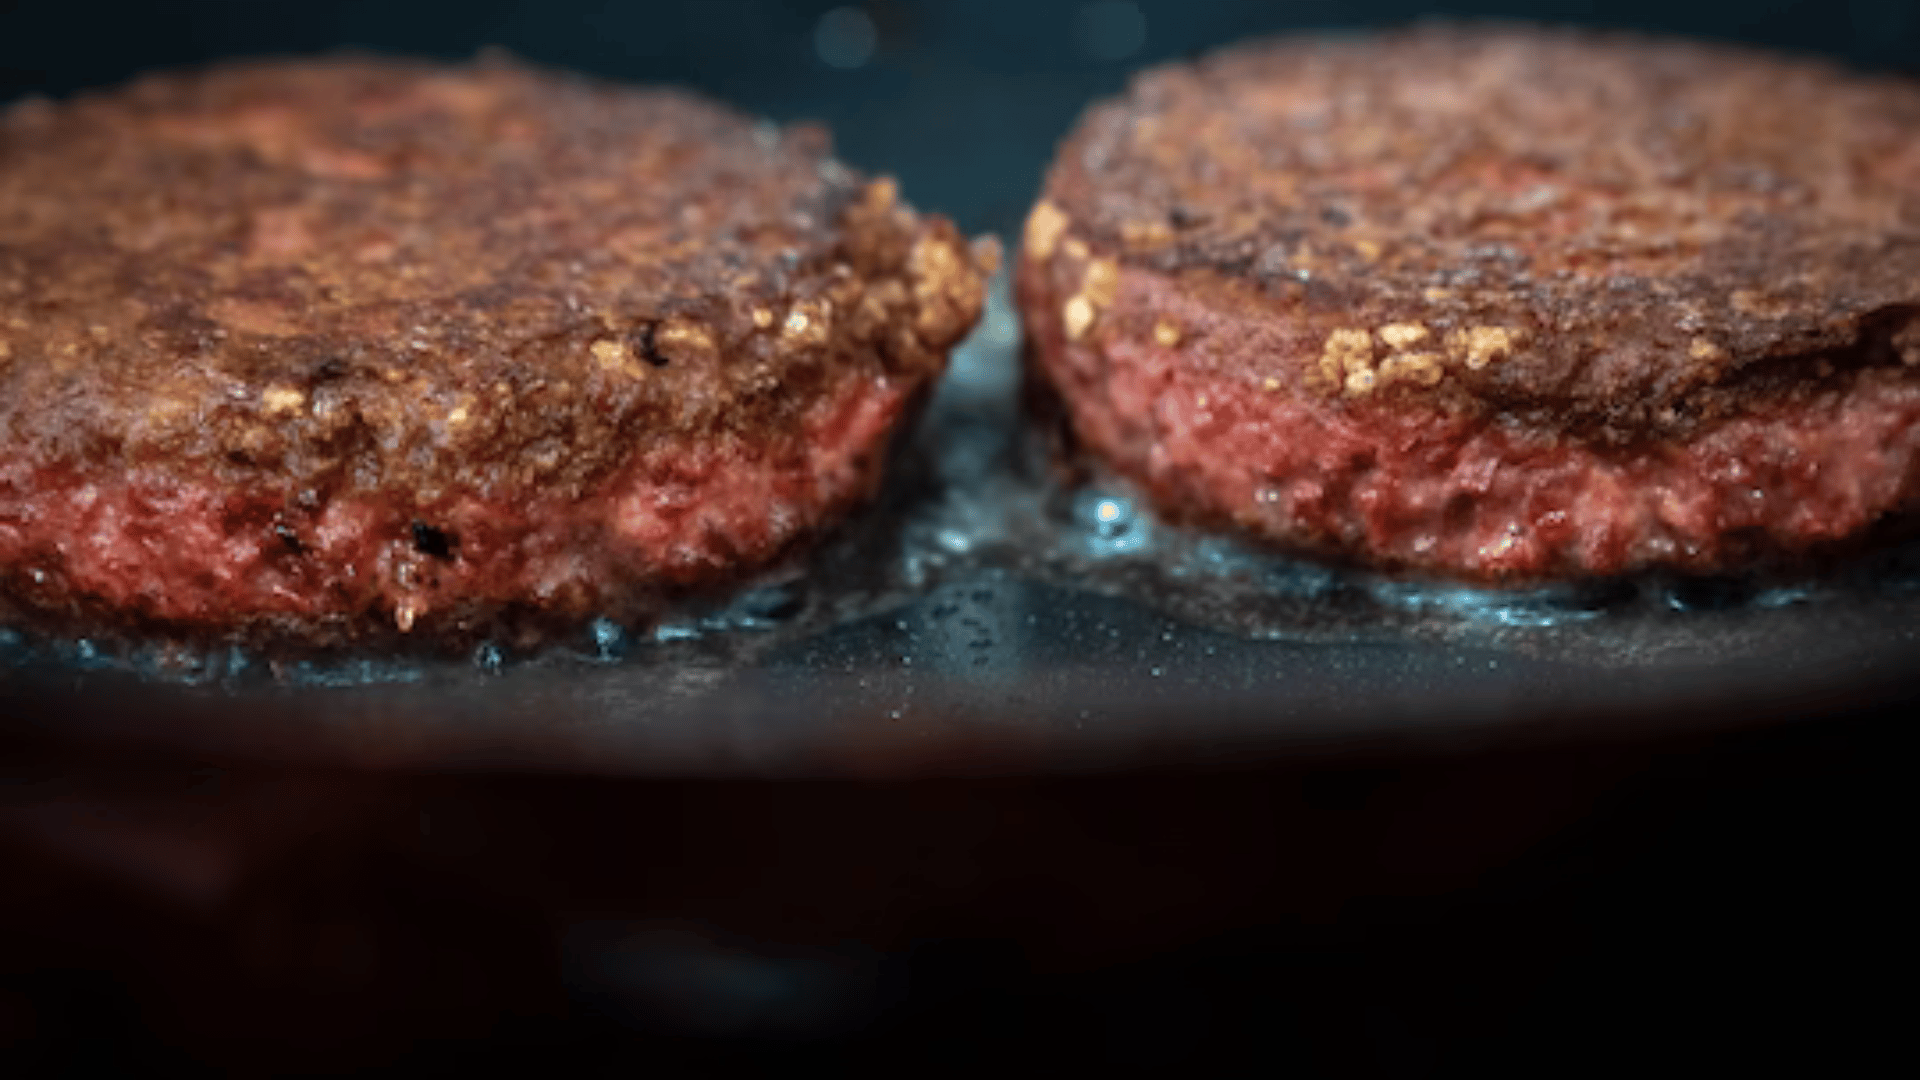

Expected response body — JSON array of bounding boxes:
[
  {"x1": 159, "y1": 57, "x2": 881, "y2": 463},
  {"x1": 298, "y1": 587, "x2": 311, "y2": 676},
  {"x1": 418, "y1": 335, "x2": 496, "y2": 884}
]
[
  {"x1": 1018, "y1": 25, "x2": 1920, "y2": 581},
  {"x1": 0, "y1": 55, "x2": 990, "y2": 646}
]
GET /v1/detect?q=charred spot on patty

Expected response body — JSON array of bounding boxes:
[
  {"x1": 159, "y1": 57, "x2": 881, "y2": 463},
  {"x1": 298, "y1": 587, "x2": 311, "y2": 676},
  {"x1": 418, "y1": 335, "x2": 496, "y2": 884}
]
[
  {"x1": 309, "y1": 357, "x2": 352, "y2": 383},
  {"x1": 632, "y1": 322, "x2": 669, "y2": 368},
  {"x1": 410, "y1": 522, "x2": 457, "y2": 561}
]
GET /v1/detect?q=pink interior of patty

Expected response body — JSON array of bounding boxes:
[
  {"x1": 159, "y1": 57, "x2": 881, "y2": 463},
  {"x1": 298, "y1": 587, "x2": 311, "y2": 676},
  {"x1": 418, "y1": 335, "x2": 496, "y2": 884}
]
[
  {"x1": 1038, "y1": 274, "x2": 1920, "y2": 581},
  {"x1": 0, "y1": 374, "x2": 907, "y2": 630}
]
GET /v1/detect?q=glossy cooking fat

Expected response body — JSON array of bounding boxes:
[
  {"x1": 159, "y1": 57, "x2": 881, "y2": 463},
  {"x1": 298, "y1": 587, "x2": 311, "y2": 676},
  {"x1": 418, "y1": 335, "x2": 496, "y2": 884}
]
[
  {"x1": 0, "y1": 56, "x2": 989, "y2": 646},
  {"x1": 1019, "y1": 26, "x2": 1920, "y2": 581}
]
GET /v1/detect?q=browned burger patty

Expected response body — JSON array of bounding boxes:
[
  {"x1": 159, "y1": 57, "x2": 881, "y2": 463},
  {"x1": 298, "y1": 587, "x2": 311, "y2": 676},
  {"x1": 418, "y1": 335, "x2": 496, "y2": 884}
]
[
  {"x1": 0, "y1": 56, "x2": 988, "y2": 645},
  {"x1": 1019, "y1": 26, "x2": 1920, "y2": 581}
]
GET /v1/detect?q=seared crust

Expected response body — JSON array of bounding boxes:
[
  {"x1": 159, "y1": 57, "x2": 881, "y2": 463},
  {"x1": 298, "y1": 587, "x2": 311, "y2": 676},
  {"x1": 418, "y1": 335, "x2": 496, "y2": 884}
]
[
  {"x1": 1034, "y1": 25, "x2": 1920, "y2": 438},
  {"x1": 0, "y1": 55, "x2": 980, "y2": 494},
  {"x1": 0, "y1": 56, "x2": 987, "y2": 643},
  {"x1": 1021, "y1": 26, "x2": 1920, "y2": 580}
]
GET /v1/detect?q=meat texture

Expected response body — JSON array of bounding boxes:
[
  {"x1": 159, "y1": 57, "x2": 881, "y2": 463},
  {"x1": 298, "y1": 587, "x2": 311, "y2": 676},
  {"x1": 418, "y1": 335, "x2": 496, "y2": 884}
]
[
  {"x1": 1019, "y1": 25, "x2": 1920, "y2": 580},
  {"x1": 0, "y1": 56, "x2": 988, "y2": 645}
]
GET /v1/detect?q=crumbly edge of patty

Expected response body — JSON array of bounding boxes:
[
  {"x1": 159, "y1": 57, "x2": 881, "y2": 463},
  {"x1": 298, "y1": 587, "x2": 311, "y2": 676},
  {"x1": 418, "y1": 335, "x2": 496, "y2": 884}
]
[
  {"x1": 0, "y1": 179, "x2": 988, "y2": 503},
  {"x1": 1023, "y1": 207, "x2": 1920, "y2": 443},
  {"x1": 1018, "y1": 225, "x2": 1920, "y2": 582},
  {"x1": 0, "y1": 189, "x2": 992, "y2": 646}
]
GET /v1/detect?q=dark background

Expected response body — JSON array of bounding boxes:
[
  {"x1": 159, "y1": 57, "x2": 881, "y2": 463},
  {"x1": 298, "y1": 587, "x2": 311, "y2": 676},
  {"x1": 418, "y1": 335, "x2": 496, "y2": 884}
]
[{"x1": 2, "y1": 2, "x2": 1915, "y2": 1074}]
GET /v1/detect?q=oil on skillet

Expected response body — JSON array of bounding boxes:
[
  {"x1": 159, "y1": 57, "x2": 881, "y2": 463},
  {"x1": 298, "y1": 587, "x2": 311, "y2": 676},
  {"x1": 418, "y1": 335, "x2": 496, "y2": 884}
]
[{"x1": 6, "y1": 275, "x2": 1920, "y2": 687}]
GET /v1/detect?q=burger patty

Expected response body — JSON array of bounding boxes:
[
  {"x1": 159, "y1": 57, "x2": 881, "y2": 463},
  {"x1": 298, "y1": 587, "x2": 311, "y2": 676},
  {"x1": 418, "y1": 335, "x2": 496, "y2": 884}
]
[
  {"x1": 0, "y1": 56, "x2": 988, "y2": 645},
  {"x1": 1018, "y1": 26, "x2": 1920, "y2": 581}
]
